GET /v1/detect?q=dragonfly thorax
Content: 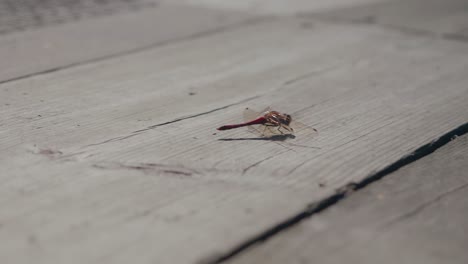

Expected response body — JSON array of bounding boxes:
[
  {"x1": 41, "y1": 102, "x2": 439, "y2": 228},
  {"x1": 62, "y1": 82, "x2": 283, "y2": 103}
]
[{"x1": 265, "y1": 111, "x2": 292, "y2": 126}]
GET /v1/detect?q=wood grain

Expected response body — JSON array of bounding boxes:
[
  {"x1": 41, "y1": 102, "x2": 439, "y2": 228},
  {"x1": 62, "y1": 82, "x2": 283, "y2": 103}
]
[
  {"x1": 1, "y1": 15, "x2": 468, "y2": 264},
  {"x1": 229, "y1": 134, "x2": 468, "y2": 264},
  {"x1": 0, "y1": 0, "x2": 158, "y2": 35},
  {"x1": 310, "y1": 0, "x2": 468, "y2": 41},
  {"x1": 161, "y1": 0, "x2": 389, "y2": 15},
  {"x1": 0, "y1": 3, "x2": 251, "y2": 83}
]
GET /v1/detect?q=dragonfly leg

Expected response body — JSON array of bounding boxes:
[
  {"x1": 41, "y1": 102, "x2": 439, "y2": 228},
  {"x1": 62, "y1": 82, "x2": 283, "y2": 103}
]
[
  {"x1": 262, "y1": 123, "x2": 276, "y2": 136},
  {"x1": 262, "y1": 124, "x2": 274, "y2": 136},
  {"x1": 267, "y1": 126, "x2": 275, "y2": 135},
  {"x1": 276, "y1": 126, "x2": 285, "y2": 134},
  {"x1": 282, "y1": 125, "x2": 293, "y2": 133}
]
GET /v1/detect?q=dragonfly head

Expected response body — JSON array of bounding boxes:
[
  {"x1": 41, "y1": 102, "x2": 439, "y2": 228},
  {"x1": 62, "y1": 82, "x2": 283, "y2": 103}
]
[{"x1": 282, "y1": 113, "x2": 292, "y2": 126}]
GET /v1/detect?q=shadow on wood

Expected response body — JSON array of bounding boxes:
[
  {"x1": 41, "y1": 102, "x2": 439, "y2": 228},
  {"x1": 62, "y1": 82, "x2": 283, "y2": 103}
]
[{"x1": 218, "y1": 134, "x2": 295, "y2": 141}]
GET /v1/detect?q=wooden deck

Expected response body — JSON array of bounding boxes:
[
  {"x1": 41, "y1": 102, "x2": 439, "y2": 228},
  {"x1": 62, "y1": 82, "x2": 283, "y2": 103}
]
[{"x1": 1, "y1": 1, "x2": 467, "y2": 263}]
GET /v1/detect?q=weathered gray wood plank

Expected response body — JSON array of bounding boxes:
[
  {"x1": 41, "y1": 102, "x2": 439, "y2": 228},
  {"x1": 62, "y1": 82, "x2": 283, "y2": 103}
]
[
  {"x1": 162, "y1": 0, "x2": 389, "y2": 15},
  {"x1": 230, "y1": 134, "x2": 468, "y2": 264},
  {"x1": 1, "y1": 16, "x2": 468, "y2": 264},
  {"x1": 0, "y1": 0, "x2": 158, "y2": 35},
  {"x1": 0, "y1": 3, "x2": 251, "y2": 82},
  {"x1": 310, "y1": 0, "x2": 468, "y2": 41}
]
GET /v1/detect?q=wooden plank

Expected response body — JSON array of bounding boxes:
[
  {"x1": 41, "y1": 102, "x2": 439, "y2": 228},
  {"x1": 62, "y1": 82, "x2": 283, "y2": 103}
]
[
  {"x1": 1, "y1": 17, "x2": 468, "y2": 263},
  {"x1": 162, "y1": 0, "x2": 389, "y2": 15},
  {"x1": 0, "y1": 3, "x2": 251, "y2": 82},
  {"x1": 0, "y1": 0, "x2": 158, "y2": 35},
  {"x1": 229, "y1": 134, "x2": 468, "y2": 264},
  {"x1": 310, "y1": 0, "x2": 468, "y2": 41}
]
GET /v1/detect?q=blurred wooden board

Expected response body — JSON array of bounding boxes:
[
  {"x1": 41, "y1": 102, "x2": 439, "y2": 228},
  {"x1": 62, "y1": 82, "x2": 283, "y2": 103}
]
[
  {"x1": 0, "y1": 3, "x2": 251, "y2": 83},
  {"x1": 310, "y1": 0, "x2": 468, "y2": 41},
  {"x1": 1, "y1": 12, "x2": 468, "y2": 264},
  {"x1": 0, "y1": 0, "x2": 158, "y2": 35},
  {"x1": 230, "y1": 134, "x2": 468, "y2": 264},
  {"x1": 161, "y1": 0, "x2": 390, "y2": 15}
]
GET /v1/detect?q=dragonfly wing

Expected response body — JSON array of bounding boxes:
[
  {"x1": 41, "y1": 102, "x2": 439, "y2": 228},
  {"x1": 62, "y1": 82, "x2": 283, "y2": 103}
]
[
  {"x1": 289, "y1": 120, "x2": 319, "y2": 138},
  {"x1": 242, "y1": 108, "x2": 264, "y2": 136},
  {"x1": 243, "y1": 107, "x2": 281, "y2": 137},
  {"x1": 243, "y1": 107, "x2": 262, "y2": 122},
  {"x1": 242, "y1": 107, "x2": 273, "y2": 121},
  {"x1": 242, "y1": 107, "x2": 314, "y2": 138}
]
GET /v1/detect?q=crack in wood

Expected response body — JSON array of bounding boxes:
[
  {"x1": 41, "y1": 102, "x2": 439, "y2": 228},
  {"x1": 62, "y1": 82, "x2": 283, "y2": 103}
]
[
  {"x1": 242, "y1": 153, "x2": 283, "y2": 175},
  {"x1": 84, "y1": 134, "x2": 139, "y2": 147},
  {"x1": 0, "y1": 17, "x2": 272, "y2": 86},
  {"x1": 443, "y1": 32, "x2": 468, "y2": 43},
  {"x1": 92, "y1": 161, "x2": 198, "y2": 177},
  {"x1": 83, "y1": 95, "x2": 261, "y2": 148},
  {"x1": 132, "y1": 95, "x2": 260, "y2": 134}
]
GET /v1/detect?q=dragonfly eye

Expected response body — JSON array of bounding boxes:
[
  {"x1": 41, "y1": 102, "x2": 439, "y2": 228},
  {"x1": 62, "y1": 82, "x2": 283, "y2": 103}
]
[{"x1": 283, "y1": 114, "x2": 292, "y2": 125}]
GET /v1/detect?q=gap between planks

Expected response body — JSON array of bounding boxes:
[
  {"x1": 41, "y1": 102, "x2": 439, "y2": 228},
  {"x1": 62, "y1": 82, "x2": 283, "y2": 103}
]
[
  {"x1": 0, "y1": 16, "x2": 270, "y2": 86},
  {"x1": 200, "y1": 122, "x2": 468, "y2": 264},
  {"x1": 3, "y1": 5, "x2": 467, "y2": 86}
]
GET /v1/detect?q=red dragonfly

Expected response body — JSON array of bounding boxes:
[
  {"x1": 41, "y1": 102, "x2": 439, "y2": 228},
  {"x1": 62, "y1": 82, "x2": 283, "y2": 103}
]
[{"x1": 217, "y1": 107, "x2": 318, "y2": 138}]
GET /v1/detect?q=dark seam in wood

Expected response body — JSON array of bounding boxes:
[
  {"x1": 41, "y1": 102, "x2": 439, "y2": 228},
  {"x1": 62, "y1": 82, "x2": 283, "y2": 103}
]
[
  {"x1": 132, "y1": 95, "x2": 261, "y2": 134},
  {"x1": 442, "y1": 33, "x2": 468, "y2": 43},
  {"x1": 383, "y1": 23, "x2": 468, "y2": 43},
  {"x1": 82, "y1": 94, "x2": 261, "y2": 148},
  {"x1": 0, "y1": 17, "x2": 273, "y2": 86},
  {"x1": 242, "y1": 153, "x2": 281, "y2": 175},
  {"x1": 198, "y1": 122, "x2": 468, "y2": 264},
  {"x1": 84, "y1": 134, "x2": 138, "y2": 147},
  {"x1": 92, "y1": 161, "x2": 198, "y2": 176}
]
